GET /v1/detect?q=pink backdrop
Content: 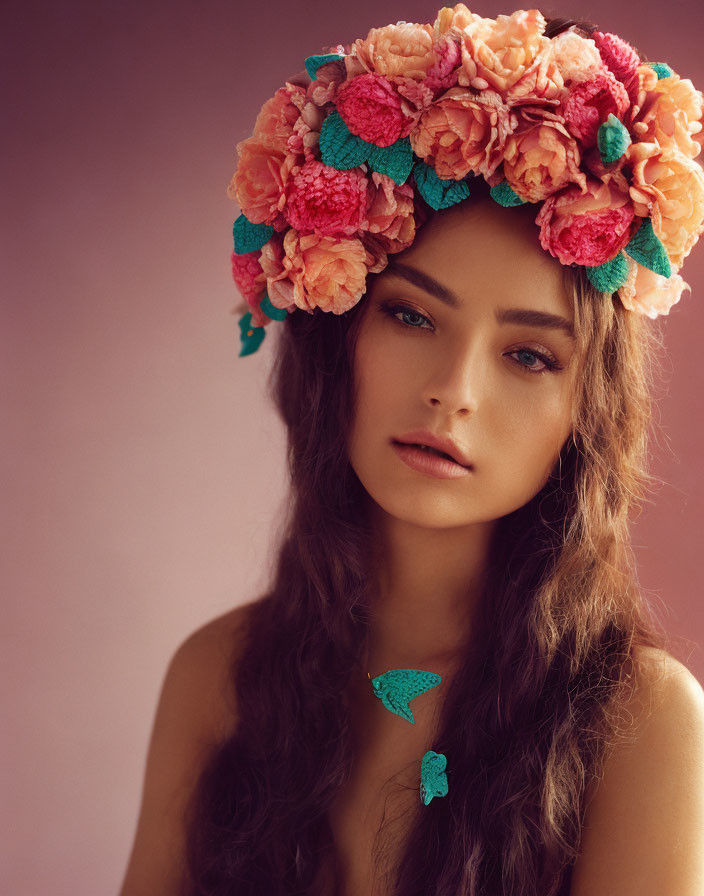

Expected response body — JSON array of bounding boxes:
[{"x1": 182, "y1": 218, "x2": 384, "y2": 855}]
[{"x1": 3, "y1": 1, "x2": 703, "y2": 892}]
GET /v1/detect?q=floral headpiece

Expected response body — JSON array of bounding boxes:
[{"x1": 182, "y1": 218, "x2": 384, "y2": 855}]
[{"x1": 227, "y1": 6, "x2": 704, "y2": 356}]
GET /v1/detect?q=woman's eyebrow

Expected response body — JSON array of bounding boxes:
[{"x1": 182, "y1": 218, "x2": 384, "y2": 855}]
[{"x1": 383, "y1": 260, "x2": 576, "y2": 339}]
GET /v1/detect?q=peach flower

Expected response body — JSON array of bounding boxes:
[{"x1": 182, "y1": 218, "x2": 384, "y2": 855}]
[
  {"x1": 456, "y1": 8, "x2": 550, "y2": 95},
  {"x1": 351, "y1": 22, "x2": 437, "y2": 80},
  {"x1": 503, "y1": 115, "x2": 587, "y2": 202},
  {"x1": 252, "y1": 84, "x2": 307, "y2": 152},
  {"x1": 261, "y1": 229, "x2": 371, "y2": 314},
  {"x1": 227, "y1": 138, "x2": 300, "y2": 227},
  {"x1": 433, "y1": 4, "x2": 490, "y2": 40},
  {"x1": 629, "y1": 72, "x2": 704, "y2": 160},
  {"x1": 361, "y1": 171, "x2": 418, "y2": 253},
  {"x1": 411, "y1": 86, "x2": 517, "y2": 181},
  {"x1": 627, "y1": 141, "x2": 704, "y2": 270},
  {"x1": 617, "y1": 253, "x2": 691, "y2": 318},
  {"x1": 549, "y1": 28, "x2": 605, "y2": 85}
]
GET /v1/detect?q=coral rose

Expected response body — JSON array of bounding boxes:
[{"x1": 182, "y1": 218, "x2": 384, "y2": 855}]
[
  {"x1": 361, "y1": 171, "x2": 418, "y2": 253},
  {"x1": 227, "y1": 138, "x2": 300, "y2": 227},
  {"x1": 617, "y1": 253, "x2": 690, "y2": 318},
  {"x1": 433, "y1": 3, "x2": 489, "y2": 39},
  {"x1": 549, "y1": 28, "x2": 605, "y2": 86},
  {"x1": 252, "y1": 84, "x2": 307, "y2": 153},
  {"x1": 284, "y1": 159, "x2": 371, "y2": 237},
  {"x1": 561, "y1": 70, "x2": 631, "y2": 147},
  {"x1": 336, "y1": 73, "x2": 430, "y2": 146},
  {"x1": 231, "y1": 250, "x2": 268, "y2": 327},
  {"x1": 627, "y1": 141, "x2": 704, "y2": 270},
  {"x1": 535, "y1": 177, "x2": 638, "y2": 267},
  {"x1": 503, "y1": 115, "x2": 587, "y2": 202},
  {"x1": 352, "y1": 22, "x2": 437, "y2": 80},
  {"x1": 629, "y1": 72, "x2": 704, "y2": 160}
]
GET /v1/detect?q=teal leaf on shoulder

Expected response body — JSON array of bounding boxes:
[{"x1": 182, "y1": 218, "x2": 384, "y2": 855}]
[
  {"x1": 319, "y1": 110, "x2": 371, "y2": 170},
  {"x1": 233, "y1": 214, "x2": 274, "y2": 255},
  {"x1": 369, "y1": 668, "x2": 442, "y2": 724},
  {"x1": 584, "y1": 250, "x2": 629, "y2": 293},
  {"x1": 412, "y1": 159, "x2": 471, "y2": 210},
  {"x1": 420, "y1": 750, "x2": 448, "y2": 805},
  {"x1": 304, "y1": 53, "x2": 344, "y2": 81},
  {"x1": 490, "y1": 181, "x2": 527, "y2": 206},
  {"x1": 238, "y1": 311, "x2": 266, "y2": 357},
  {"x1": 624, "y1": 217, "x2": 671, "y2": 278},
  {"x1": 366, "y1": 137, "x2": 414, "y2": 185}
]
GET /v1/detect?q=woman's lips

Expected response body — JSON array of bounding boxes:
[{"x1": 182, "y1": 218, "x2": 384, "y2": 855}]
[{"x1": 391, "y1": 441, "x2": 473, "y2": 479}]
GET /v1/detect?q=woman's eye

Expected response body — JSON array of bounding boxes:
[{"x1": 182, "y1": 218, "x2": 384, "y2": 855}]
[{"x1": 381, "y1": 302, "x2": 432, "y2": 330}]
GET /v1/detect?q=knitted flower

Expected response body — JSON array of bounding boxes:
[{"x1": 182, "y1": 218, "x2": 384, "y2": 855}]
[
  {"x1": 412, "y1": 86, "x2": 515, "y2": 181},
  {"x1": 629, "y1": 72, "x2": 704, "y2": 160},
  {"x1": 456, "y1": 8, "x2": 550, "y2": 95},
  {"x1": 227, "y1": 138, "x2": 300, "y2": 227},
  {"x1": 627, "y1": 141, "x2": 704, "y2": 270},
  {"x1": 591, "y1": 30, "x2": 641, "y2": 106},
  {"x1": 362, "y1": 171, "x2": 418, "y2": 253},
  {"x1": 617, "y1": 253, "x2": 690, "y2": 318},
  {"x1": 503, "y1": 115, "x2": 587, "y2": 202},
  {"x1": 283, "y1": 159, "x2": 371, "y2": 236},
  {"x1": 352, "y1": 21, "x2": 437, "y2": 80},
  {"x1": 336, "y1": 73, "x2": 430, "y2": 146},
  {"x1": 560, "y1": 70, "x2": 631, "y2": 147},
  {"x1": 535, "y1": 177, "x2": 637, "y2": 267},
  {"x1": 230, "y1": 250, "x2": 268, "y2": 326}
]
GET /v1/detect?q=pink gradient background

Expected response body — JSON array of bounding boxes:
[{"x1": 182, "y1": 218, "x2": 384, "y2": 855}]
[{"x1": 2, "y1": 1, "x2": 703, "y2": 893}]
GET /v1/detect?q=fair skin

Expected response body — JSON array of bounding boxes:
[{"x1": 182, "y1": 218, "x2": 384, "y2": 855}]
[{"x1": 347, "y1": 194, "x2": 579, "y2": 675}]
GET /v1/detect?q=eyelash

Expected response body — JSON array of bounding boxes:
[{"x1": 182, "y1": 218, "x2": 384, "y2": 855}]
[{"x1": 379, "y1": 302, "x2": 563, "y2": 376}]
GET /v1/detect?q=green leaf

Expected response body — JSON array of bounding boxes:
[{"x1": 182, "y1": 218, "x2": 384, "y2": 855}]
[
  {"x1": 238, "y1": 311, "x2": 266, "y2": 357},
  {"x1": 260, "y1": 293, "x2": 288, "y2": 321},
  {"x1": 304, "y1": 53, "x2": 344, "y2": 81},
  {"x1": 624, "y1": 217, "x2": 671, "y2": 278},
  {"x1": 232, "y1": 214, "x2": 274, "y2": 254},
  {"x1": 366, "y1": 137, "x2": 414, "y2": 185},
  {"x1": 420, "y1": 750, "x2": 449, "y2": 806},
  {"x1": 584, "y1": 250, "x2": 630, "y2": 293},
  {"x1": 412, "y1": 159, "x2": 471, "y2": 209},
  {"x1": 644, "y1": 61, "x2": 674, "y2": 80},
  {"x1": 318, "y1": 109, "x2": 371, "y2": 170},
  {"x1": 597, "y1": 113, "x2": 631, "y2": 164},
  {"x1": 489, "y1": 181, "x2": 527, "y2": 206}
]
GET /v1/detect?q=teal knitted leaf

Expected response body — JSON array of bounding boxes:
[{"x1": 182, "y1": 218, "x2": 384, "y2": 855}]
[
  {"x1": 233, "y1": 214, "x2": 274, "y2": 255},
  {"x1": 490, "y1": 181, "x2": 528, "y2": 206},
  {"x1": 366, "y1": 137, "x2": 414, "y2": 185},
  {"x1": 412, "y1": 159, "x2": 471, "y2": 210},
  {"x1": 645, "y1": 61, "x2": 674, "y2": 80},
  {"x1": 319, "y1": 110, "x2": 371, "y2": 170},
  {"x1": 597, "y1": 113, "x2": 631, "y2": 164},
  {"x1": 420, "y1": 750, "x2": 448, "y2": 805},
  {"x1": 238, "y1": 311, "x2": 266, "y2": 357},
  {"x1": 368, "y1": 668, "x2": 442, "y2": 724},
  {"x1": 624, "y1": 217, "x2": 671, "y2": 278},
  {"x1": 304, "y1": 53, "x2": 344, "y2": 81},
  {"x1": 260, "y1": 293, "x2": 288, "y2": 321},
  {"x1": 584, "y1": 250, "x2": 629, "y2": 293}
]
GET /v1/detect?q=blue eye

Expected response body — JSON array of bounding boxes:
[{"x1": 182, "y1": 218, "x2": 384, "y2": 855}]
[{"x1": 378, "y1": 301, "x2": 563, "y2": 376}]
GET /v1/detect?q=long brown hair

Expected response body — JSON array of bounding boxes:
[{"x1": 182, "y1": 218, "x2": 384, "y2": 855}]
[{"x1": 182, "y1": 16, "x2": 680, "y2": 895}]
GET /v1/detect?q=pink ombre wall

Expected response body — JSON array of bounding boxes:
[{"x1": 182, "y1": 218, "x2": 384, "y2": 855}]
[{"x1": 3, "y1": 1, "x2": 703, "y2": 893}]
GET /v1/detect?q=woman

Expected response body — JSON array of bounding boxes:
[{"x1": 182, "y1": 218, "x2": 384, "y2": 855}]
[{"x1": 119, "y1": 10, "x2": 704, "y2": 896}]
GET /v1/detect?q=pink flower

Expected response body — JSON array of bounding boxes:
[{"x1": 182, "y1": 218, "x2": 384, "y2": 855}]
[
  {"x1": 411, "y1": 86, "x2": 516, "y2": 181},
  {"x1": 230, "y1": 250, "x2": 268, "y2": 325},
  {"x1": 252, "y1": 84, "x2": 307, "y2": 153},
  {"x1": 423, "y1": 34, "x2": 461, "y2": 94},
  {"x1": 561, "y1": 70, "x2": 631, "y2": 147},
  {"x1": 283, "y1": 159, "x2": 370, "y2": 236},
  {"x1": 360, "y1": 171, "x2": 418, "y2": 253},
  {"x1": 617, "y1": 253, "x2": 690, "y2": 318},
  {"x1": 503, "y1": 115, "x2": 587, "y2": 202},
  {"x1": 336, "y1": 73, "x2": 424, "y2": 146},
  {"x1": 535, "y1": 177, "x2": 637, "y2": 267},
  {"x1": 351, "y1": 22, "x2": 437, "y2": 80},
  {"x1": 285, "y1": 91, "x2": 325, "y2": 162},
  {"x1": 591, "y1": 30, "x2": 641, "y2": 107}
]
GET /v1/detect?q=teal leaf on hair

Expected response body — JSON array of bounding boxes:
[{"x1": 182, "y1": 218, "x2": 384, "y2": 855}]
[
  {"x1": 645, "y1": 61, "x2": 674, "y2": 79},
  {"x1": 412, "y1": 159, "x2": 471, "y2": 210},
  {"x1": 366, "y1": 137, "x2": 414, "y2": 185},
  {"x1": 584, "y1": 250, "x2": 629, "y2": 293},
  {"x1": 304, "y1": 53, "x2": 344, "y2": 81},
  {"x1": 597, "y1": 113, "x2": 631, "y2": 164},
  {"x1": 319, "y1": 110, "x2": 371, "y2": 170},
  {"x1": 624, "y1": 217, "x2": 671, "y2": 278},
  {"x1": 260, "y1": 293, "x2": 288, "y2": 321},
  {"x1": 368, "y1": 668, "x2": 442, "y2": 724},
  {"x1": 233, "y1": 214, "x2": 274, "y2": 255},
  {"x1": 490, "y1": 181, "x2": 527, "y2": 206},
  {"x1": 238, "y1": 311, "x2": 266, "y2": 357},
  {"x1": 420, "y1": 750, "x2": 448, "y2": 805}
]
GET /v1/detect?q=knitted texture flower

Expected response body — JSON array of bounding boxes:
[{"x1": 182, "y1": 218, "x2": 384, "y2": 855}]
[{"x1": 284, "y1": 159, "x2": 371, "y2": 235}]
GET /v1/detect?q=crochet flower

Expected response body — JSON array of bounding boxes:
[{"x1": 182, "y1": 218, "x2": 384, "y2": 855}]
[
  {"x1": 284, "y1": 159, "x2": 371, "y2": 236},
  {"x1": 230, "y1": 250, "x2": 268, "y2": 326},
  {"x1": 629, "y1": 72, "x2": 704, "y2": 160},
  {"x1": 336, "y1": 73, "x2": 429, "y2": 146},
  {"x1": 591, "y1": 30, "x2": 641, "y2": 106},
  {"x1": 412, "y1": 86, "x2": 515, "y2": 181},
  {"x1": 627, "y1": 141, "x2": 704, "y2": 270},
  {"x1": 535, "y1": 177, "x2": 637, "y2": 267},
  {"x1": 456, "y1": 8, "x2": 550, "y2": 95},
  {"x1": 352, "y1": 21, "x2": 437, "y2": 79},
  {"x1": 503, "y1": 116, "x2": 587, "y2": 202},
  {"x1": 617, "y1": 253, "x2": 691, "y2": 318},
  {"x1": 561, "y1": 70, "x2": 631, "y2": 147},
  {"x1": 361, "y1": 171, "x2": 418, "y2": 253}
]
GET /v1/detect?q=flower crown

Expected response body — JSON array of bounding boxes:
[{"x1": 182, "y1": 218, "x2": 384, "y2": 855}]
[{"x1": 227, "y1": 6, "x2": 704, "y2": 356}]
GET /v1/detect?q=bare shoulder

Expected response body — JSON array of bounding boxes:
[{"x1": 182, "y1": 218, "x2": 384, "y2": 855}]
[{"x1": 570, "y1": 645, "x2": 704, "y2": 895}]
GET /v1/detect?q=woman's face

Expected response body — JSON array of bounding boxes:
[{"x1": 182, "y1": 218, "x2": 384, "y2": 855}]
[{"x1": 347, "y1": 197, "x2": 580, "y2": 530}]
